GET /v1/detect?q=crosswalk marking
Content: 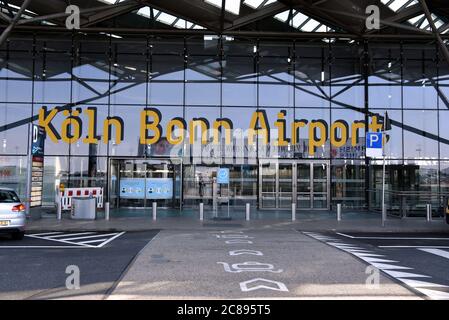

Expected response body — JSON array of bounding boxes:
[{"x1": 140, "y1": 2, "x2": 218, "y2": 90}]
[
  {"x1": 419, "y1": 248, "x2": 449, "y2": 260},
  {"x1": 304, "y1": 232, "x2": 449, "y2": 301}
]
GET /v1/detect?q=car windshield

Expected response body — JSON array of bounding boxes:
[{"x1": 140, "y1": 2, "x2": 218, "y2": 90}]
[{"x1": 0, "y1": 190, "x2": 20, "y2": 203}]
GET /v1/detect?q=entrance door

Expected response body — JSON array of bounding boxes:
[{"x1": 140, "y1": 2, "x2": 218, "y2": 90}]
[
  {"x1": 259, "y1": 161, "x2": 330, "y2": 210},
  {"x1": 109, "y1": 159, "x2": 181, "y2": 209}
]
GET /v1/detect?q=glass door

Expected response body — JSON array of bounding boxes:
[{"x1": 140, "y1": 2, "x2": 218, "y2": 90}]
[
  {"x1": 109, "y1": 159, "x2": 180, "y2": 210},
  {"x1": 259, "y1": 160, "x2": 330, "y2": 210}
]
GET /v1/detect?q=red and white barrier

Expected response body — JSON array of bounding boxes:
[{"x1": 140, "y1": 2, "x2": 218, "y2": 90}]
[{"x1": 58, "y1": 187, "x2": 104, "y2": 211}]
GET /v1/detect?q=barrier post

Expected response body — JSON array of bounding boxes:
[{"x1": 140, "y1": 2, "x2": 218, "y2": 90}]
[
  {"x1": 246, "y1": 203, "x2": 250, "y2": 221},
  {"x1": 152, "y1": 202, "x2": 157, "y2": 221},
  {"x1": 105, "y1": 202, "x2": 110, "y2": 221},
  {"x1": 337, "y1": 203, "x2": 342, "y2": 221},
  {"x1": 426, "y1": 204, "x2": 432, "y2": 222},
  {"x1": 200, "y1": 203, "x2": 204, "y2": 221}
]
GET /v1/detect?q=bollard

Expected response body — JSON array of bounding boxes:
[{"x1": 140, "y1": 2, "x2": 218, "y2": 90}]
[
  {"x1": 292, "y1": 203, "x2": 296, "y2": 221},
  {"x1": 152, "y1": 202, "x2": 157, "y2": 221},
  {"x1": 426, "y1": 204, "x2": 432, "y2": 222},
  {"x1": 57, "y1": 199, "x2": 62, "y2": 220},
  {"x1": 200, "y1": 203, "x2": 204, "y2": 221},
  {"x1": 337, "y1": 203, "x2": 342, "y2": 221},
  {"x1": 105, "y1": 202, "x2": 110, "y2": 221},
  {"x1": 246, "y1": 203, "x2": 250, "y2": 221}
]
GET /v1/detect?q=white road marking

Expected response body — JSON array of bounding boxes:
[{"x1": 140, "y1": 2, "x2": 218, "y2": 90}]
[
  {"x1": 305, "y1": 232, "x2": 449, "y2": 300},
  {"x1": 379, "y1": 246, "x2": 449, "y2": 249},
  {"x1": 96, "y1": 232, "x2": 126, "y2": 248},
  {"x1": 382, "y1": 270, "x2": 431, "y2": 278},
  {"x1": 337, "y1": 232, "x2": 449, "y2": 241},
  {"x1": 78, "y1": 238, "x2": 109, "y2": 244},
  {"x1": 360, "y1": 258, "x2": 399, "y2": 264},
  {"x1": 26, "y1": 234, "x2": 96, "y2": 248},
  {"x1": 62, "y1": 233, "x2": 121, "y2": 241},
  {"x1": 349, "y1": 253, "x2": 385, "y2": 258},
  {"x1": 400, "y1": 279, "x2": 449, "y2": 288},
  {"x1": 240, "y1": 278, "x2": 289, "y2": 292},
  {"x1": 229, "y1": 249, "x2": 264, "y2": 256},
  {"x1": 24, "y1": 231, "x2": 126, "y2": 248},
  {"x1": 414, "y1": 288, "x2": 449, "y2": 300},
  {"x1": 225, "y1": 239, "x2": 253, "y2": 244},
  {"x1": 370, "y1": 263, "x2": 412, "y2": 270},
  {"x1": 29, "y1": 232, "x2": 63, "y2": 236},
  {"x1": 46, "y1": 232, "x2": 96, "y2": 238},
  {"x1": 419, "y1": 248, "x2": 449, "y2": 260},
  {"x1": 0, "y1": 246, "x2": 91, "y2": 249}
]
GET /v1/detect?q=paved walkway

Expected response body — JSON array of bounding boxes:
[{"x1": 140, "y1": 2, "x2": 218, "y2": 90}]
[
  {"x1": 26, "y1": 208, "x2": 449, "y2": 233},
  {"x1": 108, "y1": 229, "x2": 417, "y2": 300}
]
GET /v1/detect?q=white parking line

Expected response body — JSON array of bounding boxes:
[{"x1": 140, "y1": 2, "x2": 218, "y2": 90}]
[
  {"x1": 379, "y1": 246, "x2": 449, "y2": 249},
  {"x1": 79, "y1": 238, "x2": 109, "y2": 244},
  {"x1": 62, "y1": 233, "x2": 121, "y2": 241},
  {"x1": 25, "y1": 234, "x2": 97, "y2": 248},
  {"x1": 29, "y1": 232, "x2": 63, "y2": 237},
  {"x1": 419, "y1": 248, "x2": 449, "y2": 260},
  {"x1": 0, "y1": 246, "x2": 93, "y2": 249},
  {"x1": 97, "y1": 232, "x2": 126, "y2": 248},
  {"x1": 337, "y1": 232, "x2": 449, "y2": 241},
  {"x1": 46, "y1": 232, "x2": 96, "y2": 239}
]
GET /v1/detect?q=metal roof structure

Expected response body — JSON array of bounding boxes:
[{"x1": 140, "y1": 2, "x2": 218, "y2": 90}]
[{"x1": 0, "y1": 0, "x2": 448, "y2": 38}]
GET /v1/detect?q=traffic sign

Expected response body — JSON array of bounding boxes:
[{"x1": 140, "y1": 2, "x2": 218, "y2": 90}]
[{"x1": 366, "y1": 132, "x2": 383, "y2": 158}]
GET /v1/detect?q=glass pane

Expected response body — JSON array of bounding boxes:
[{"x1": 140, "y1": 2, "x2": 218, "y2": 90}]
[
  {"x1": 313, "y1": 163, "x2": 328, "y2": 209},
  {"x1": 279, "y1": 164, "x2": 292, "y2": 208},
  {"x1": 297, "y1": 163, "x2": 311, "y2": 209},
  {"x1": 261, "y1": 163, "x2": 276, "y2": 208}
]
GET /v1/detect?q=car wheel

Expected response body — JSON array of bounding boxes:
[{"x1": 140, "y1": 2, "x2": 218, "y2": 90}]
[{"x1": 11, "y1": 232, "x2": 25, "y2": 240}]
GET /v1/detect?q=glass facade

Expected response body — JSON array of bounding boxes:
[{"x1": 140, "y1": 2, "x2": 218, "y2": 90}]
[{"x1": 1, "y1": 34, "x2": 448, "y2": 215}]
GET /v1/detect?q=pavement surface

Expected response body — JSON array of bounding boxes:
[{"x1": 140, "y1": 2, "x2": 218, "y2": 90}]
[
  {"x1": 108, "y1": 228, "x2": 417, "y2": 300},
  {"x1": 0, "y1": 230, "x2": 159, "y2": 300},
  {"x1": 2, "y1": 210, "x2": 448, "y2": 300}
]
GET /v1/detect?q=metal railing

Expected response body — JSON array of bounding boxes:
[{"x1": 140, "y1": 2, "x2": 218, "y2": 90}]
[{"x1": 368, "y1": 189, "x2": 448, "y2": 219}]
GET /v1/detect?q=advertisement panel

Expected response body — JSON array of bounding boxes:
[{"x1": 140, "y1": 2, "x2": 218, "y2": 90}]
[{"x1": 119, "y1": 178, "x2": 173, "y2": 200}]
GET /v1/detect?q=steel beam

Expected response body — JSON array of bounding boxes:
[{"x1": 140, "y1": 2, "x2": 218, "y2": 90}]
[
  {"x1": 0, "y1": 0, "x2": 31, "y2": 47},
  {"x1": 224, "y1": 2, "x2": 288, "y2": 30},
  {"x1": 82, "y1": 1, "x2": 145, "y2": 27},
  {"x1": 419, "y1": 0, "x2": 449, "y2": 70}
]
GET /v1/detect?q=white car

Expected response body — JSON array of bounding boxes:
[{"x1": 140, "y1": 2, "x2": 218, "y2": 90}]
[{"x1": 0, "y1": 187, "x2": 26, "y2": 240}]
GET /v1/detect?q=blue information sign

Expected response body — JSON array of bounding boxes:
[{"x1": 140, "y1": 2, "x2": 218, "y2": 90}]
[{"x1": 217, "y1": 168, "x2": 230, "y2": 184}]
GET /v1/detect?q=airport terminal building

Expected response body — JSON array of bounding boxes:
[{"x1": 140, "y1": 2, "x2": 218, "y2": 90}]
[{"x1": 1, "y1": 0, "x2": 449, "y2": 217}]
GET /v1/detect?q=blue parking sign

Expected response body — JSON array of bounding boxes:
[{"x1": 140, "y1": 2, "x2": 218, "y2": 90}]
[
  {"x1": 217, "y1": 168, "x2": 230, "y2": 184},
  {"x1": 366, "y1": 132, "x2": 383, "y2": 149},
  {"x1": 366, "y1": 132, "x2": 383, "y2": 158}
]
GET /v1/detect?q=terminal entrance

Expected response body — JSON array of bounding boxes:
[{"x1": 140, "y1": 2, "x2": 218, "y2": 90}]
[
  {"x1": 109, "y1": 159, "x2": 181, "y2": 210},
  {"x1": 259, "y1": 160, "x2": 330, "y2": 210}
]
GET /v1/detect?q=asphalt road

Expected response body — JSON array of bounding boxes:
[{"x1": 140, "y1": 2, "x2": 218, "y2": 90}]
[
  {"x1": 109, "y1": 228, "x2": 415, "y2": 299},
  {"x1": 304, "y1": 231, "x2": 449, "y2": 300},
  {"x1": 0, "y1": 230, "x2": 159, "y2": 300}
]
